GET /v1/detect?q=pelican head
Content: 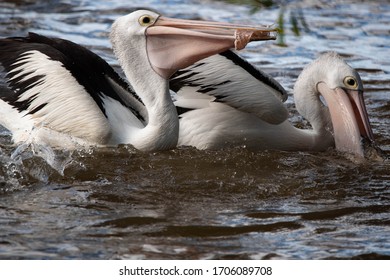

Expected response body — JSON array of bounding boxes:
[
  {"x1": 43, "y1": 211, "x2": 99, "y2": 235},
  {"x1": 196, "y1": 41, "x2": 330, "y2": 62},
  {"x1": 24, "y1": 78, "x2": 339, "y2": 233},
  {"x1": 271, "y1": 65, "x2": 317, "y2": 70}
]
[
  {"x1": 302, "y1": 52, "x2": 374, "y2": 157},
  {"x1": 110, "y1": 9, "x2": 276, "y2": 79}
]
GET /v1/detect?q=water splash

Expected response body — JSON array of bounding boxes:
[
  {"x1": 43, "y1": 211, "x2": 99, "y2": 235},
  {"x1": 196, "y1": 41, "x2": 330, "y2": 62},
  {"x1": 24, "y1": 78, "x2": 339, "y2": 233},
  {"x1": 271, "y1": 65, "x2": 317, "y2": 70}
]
[
  {"x1": 0, "y1": 130, "x2": 77, "y2": 188},
  {"x1": 11, "y1": 141, "x2": 73, "y2": 178},
  {"x1": 0, "y1": 150, "x2": 26, "y2": 192}
]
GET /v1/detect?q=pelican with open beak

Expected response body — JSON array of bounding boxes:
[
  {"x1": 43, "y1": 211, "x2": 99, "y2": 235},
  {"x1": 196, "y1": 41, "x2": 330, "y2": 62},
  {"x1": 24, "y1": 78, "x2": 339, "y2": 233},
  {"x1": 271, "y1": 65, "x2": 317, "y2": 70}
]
[{"x1": 0, "y1": 9, "x2": 276, "y2": 151}]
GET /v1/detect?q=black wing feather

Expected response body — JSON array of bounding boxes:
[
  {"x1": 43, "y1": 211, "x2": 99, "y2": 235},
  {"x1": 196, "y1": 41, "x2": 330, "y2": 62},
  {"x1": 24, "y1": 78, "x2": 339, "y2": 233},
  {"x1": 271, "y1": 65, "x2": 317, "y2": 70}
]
[
  {"x1": 0, "y1": 32, "x2": 146, "y2": 123},
  {"x1": 169, "y1": 50, "x2": 289, "y2": 124}
]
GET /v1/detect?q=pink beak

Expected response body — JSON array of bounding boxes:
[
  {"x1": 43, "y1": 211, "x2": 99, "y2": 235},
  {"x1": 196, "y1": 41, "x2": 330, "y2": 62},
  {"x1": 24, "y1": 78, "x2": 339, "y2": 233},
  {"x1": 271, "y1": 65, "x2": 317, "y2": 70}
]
[
  {"x1": 317, "y1": 82, "x2": 374, "y2": 157},
  {"x1": 145, "y1": 16, "x2": 276, "y2": 78}
]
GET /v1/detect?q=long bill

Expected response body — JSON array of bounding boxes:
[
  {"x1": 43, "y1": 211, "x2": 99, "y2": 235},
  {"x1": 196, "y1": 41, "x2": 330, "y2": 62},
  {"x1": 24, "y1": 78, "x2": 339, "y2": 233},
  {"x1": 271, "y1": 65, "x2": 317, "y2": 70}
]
[
  {"x1": 145, "y1": 16, "x2": 277, "y2": 78},
  {"x1": 317, "y1": 82, "x2": 374, "y2": 157},
  {"x1": 346, "y1": 88, "x2": 375, "y2": 141}
]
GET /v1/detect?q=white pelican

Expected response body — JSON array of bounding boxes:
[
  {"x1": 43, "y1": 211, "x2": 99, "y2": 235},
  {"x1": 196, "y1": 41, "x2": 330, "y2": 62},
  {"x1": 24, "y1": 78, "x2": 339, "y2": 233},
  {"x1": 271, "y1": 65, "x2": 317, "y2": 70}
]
[
  {"x1": 170, "y1": 52, "x2": 375, "y2": 157},
  {"x1": 0, "y1": 9, "x2": 275, "y2": 151}
]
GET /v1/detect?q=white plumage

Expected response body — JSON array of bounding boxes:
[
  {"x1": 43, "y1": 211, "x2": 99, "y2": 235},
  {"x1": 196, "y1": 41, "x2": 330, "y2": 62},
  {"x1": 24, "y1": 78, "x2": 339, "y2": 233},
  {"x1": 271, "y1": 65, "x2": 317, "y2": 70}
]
[{"x1": 7, "y1": 50, "x2": 111, "y2": 143}]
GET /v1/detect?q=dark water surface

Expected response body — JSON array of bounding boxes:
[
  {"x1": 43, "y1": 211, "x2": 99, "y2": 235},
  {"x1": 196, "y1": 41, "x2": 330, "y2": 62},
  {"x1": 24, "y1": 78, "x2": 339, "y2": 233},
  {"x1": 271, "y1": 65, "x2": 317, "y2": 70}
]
[{"x1": 0, "y1": 0, "x2": 389, "y2": 259}]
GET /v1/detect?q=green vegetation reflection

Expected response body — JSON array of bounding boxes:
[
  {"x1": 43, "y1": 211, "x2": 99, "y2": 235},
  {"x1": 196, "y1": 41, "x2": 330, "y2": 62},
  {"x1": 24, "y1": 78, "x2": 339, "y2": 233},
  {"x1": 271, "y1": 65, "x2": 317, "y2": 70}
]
[{"x1": 216, "y1": 0, "x2": 309, "y2": 46}]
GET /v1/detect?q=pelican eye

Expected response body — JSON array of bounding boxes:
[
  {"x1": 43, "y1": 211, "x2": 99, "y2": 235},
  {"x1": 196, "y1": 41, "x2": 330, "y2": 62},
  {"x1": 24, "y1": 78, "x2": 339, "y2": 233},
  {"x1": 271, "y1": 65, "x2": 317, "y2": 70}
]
[
  {"x1": 139, "y1": 15, "x2": 155, "y2": 26},
  {"x1": 343, "y1": 76, "x2": 358, "y2": 89}
]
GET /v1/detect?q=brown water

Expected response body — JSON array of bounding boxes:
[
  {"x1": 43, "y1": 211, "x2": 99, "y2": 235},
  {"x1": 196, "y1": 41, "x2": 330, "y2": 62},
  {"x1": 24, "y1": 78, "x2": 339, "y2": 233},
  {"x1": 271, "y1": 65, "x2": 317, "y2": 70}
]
[{"x1": 0, "y1": 0, "x2": 389, "y2": 259}]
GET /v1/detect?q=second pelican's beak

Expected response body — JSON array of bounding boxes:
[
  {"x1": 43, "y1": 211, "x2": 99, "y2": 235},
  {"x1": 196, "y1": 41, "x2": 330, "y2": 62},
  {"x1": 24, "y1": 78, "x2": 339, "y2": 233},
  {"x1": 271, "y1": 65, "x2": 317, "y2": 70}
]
[
  {"x1": 317, "y1": 82, "x2": 374, "y2": 157},
  {"x1": 146, "y1": 15, "x2": 276, "y2": 78}
]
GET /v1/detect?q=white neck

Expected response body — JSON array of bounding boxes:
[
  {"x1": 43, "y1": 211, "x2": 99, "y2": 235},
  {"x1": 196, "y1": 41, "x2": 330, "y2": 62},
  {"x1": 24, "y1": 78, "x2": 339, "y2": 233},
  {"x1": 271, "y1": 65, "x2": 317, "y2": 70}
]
[
  {"x1": 110, "y1": 29, "x2": 179, "y2": 151},
  {"x1": 292, "y1": 69, "x2": 334, "y2": 151}
]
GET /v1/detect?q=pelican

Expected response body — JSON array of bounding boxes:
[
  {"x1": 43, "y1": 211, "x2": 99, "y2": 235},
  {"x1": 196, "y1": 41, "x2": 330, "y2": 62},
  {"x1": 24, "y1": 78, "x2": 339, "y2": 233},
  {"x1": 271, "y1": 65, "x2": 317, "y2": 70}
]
[
  {"x1": 0, "y1": 9, "x2": 275, "y2": 151},
  {"x1": 170, "y1": 52, "x2": 375, "y2": 157}
]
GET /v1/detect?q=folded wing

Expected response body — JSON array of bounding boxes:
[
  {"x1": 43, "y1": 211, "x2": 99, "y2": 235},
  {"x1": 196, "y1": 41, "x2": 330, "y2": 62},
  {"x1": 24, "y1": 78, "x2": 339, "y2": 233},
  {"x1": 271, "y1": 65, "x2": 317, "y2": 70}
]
[{"x1": 170, "y1": 50, "x2": 288, "y2": 125}]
